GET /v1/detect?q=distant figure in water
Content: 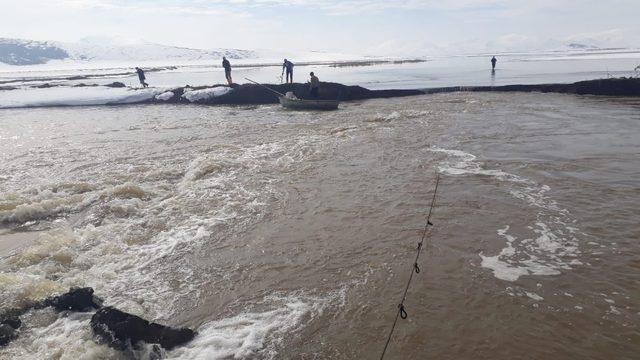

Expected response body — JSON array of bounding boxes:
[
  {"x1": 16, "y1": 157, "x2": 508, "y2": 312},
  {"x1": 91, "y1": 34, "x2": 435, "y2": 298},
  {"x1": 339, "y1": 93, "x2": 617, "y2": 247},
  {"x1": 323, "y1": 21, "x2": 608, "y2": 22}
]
[
  {"x1": 491, "y1": 56, "x2": 497, "y2": 70},
  {"x1": 282, "y1": 59, "x2": 294, "y2": 84},
  {"x1": 222, "y1": 56, "x2": 232, "y2": 86},
  {"x1": 308, "y1": 72, "x2": 319, "y2": 98},
  {"x1": 135, "y1": 67, "x2": 148, "y2": 88}
]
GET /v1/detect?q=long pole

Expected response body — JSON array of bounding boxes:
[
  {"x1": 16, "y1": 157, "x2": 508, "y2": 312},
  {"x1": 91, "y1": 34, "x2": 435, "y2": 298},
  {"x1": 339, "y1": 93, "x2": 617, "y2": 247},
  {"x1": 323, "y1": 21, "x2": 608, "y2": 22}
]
[{"x1": 244, "y1": 78, "x2": 286, "y2": 97}]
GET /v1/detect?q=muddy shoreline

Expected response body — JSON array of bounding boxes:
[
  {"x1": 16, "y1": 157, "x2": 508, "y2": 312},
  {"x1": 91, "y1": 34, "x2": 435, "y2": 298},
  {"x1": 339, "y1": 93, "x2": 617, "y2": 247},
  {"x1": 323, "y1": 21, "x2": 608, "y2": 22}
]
[
  {"x1": 422, "y1": 77, "x2": 640, "y2": 97},
  {"x1": 1, "y1": 77, "x2": 638, "y2": 110}
]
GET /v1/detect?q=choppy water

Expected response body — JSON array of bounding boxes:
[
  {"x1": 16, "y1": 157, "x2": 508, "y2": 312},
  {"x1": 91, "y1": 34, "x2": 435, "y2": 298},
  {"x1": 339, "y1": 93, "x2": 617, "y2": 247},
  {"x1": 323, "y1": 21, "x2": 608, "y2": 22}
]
[{"x1": 0, "y1": 93, "x2": 639, "y2": 359}]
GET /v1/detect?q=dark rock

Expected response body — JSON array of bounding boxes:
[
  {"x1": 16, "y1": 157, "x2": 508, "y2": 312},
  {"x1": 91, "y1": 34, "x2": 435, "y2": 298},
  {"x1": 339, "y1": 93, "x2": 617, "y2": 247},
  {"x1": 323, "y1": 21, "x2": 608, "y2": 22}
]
[
  {"x1": 44, "y1": 287, "x2": 103, "y2": 312},
  {"x1": 105, "y1": 82, "x2": 126, "y2": 88},
  {"x1": 91, "y1": 307, "x2": 196, "y2": 351},
  {"x1": 0, "y1": 316, "x2": 21, "y2": 329},
  {"x1": 0, "y1": 287, "x2": 195, "y2": 352},
  {"x1": 0, "y1": 324, "x2": 17, "y2": 347}
]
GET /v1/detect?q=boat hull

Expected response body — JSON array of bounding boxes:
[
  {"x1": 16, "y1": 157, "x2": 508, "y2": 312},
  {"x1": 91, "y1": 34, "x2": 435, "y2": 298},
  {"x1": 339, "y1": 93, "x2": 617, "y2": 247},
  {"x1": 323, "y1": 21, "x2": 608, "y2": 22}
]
[{"x1": 278, "y1": 97, "x2": 339, "y2": 110}]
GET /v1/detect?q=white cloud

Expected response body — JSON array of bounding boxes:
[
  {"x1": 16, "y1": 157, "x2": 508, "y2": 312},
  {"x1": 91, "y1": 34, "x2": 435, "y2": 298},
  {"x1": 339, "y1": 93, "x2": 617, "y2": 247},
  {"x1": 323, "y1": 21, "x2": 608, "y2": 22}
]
[{"x1": 0, "y1": 0, "x2": 638, "y2": 55}]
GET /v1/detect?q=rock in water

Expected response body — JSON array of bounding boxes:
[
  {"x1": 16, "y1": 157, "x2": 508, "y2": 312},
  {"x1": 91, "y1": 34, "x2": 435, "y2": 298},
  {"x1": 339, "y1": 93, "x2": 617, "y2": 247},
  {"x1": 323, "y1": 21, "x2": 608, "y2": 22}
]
[
  {"x1": 0, "y1": 324, "x2": 17, "y2": 347},
  {"x1": 0, "y1": 315, "x2": 21, "y2": 330},
  {"x1": 91, "y1": 307, "x2": 196, "y2": 351},
  {"x1": 45, "y1": 287, "x2": 103, "y2": 312},
  {"x1": 105, "y1": 82, "x2": 126, "y2": 88}
]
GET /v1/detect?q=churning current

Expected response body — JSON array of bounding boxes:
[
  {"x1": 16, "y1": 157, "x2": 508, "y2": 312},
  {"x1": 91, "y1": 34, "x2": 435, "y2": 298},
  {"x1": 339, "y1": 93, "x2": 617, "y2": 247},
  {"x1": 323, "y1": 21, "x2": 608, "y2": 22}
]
[{"x1": 0, "y1": 93, "x2": 638, "y2": 359}]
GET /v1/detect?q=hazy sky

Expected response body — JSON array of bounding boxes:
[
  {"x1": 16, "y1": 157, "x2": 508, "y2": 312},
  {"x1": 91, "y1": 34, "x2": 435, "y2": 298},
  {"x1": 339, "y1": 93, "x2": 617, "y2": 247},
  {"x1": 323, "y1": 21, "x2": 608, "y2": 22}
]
[{"x1": 2, "y1": 0, "x2": 639, "y2": 55}]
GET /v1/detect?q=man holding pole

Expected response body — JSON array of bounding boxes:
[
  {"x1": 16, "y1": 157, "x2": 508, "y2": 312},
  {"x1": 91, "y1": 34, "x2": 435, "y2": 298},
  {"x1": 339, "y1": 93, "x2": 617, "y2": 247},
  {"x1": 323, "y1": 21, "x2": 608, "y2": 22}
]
[{"x1": 282, "y1": 59, "x2": 294, "y2": 83}]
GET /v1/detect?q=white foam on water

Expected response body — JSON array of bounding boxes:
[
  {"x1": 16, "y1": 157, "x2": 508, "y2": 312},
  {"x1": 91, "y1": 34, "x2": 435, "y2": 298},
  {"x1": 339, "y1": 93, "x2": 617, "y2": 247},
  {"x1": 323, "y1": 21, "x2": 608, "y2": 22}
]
[
  {"x1": 0, "y1": 182, "x2": 150, "y2": 225},
  {"x1": 430, "y1": 147, "x2": 528, "y2": 182},
  {"x1": 167, "y1": 290, "x2": 344, "y2": 360},
  {"x1": 366, "y1": 109, "x2": 430, "y2": 123},
  {"x1": 432, "y1": 147, "x2": 582, "y2": 282},
  {"x1": 525, "y1": 291, "x2": 544, "y2": 301},
  {"x1": 0, "y1": 131, "x2": 338, "y2": 360},
  {"x1": 0, "y1": 311, "x2": 121, "y2": 360},
  {"x1": 0, "y1": 272, "x2": 65, "y2": 310},
  {"x1": 479, "y1": 226, "x2": 530, "y2": 282}
]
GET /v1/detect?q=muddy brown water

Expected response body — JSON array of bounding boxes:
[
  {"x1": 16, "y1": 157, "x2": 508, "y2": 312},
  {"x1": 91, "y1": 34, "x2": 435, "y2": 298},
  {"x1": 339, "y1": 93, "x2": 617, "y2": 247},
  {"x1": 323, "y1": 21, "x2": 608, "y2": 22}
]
[{"x1": 0, "y1": 93, "x2": 638, "y2": 359}]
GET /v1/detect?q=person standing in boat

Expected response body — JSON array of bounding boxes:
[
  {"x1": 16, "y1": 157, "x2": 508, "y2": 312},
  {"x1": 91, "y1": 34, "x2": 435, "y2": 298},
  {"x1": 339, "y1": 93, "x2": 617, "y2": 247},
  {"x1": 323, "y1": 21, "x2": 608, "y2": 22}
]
[
  {"x1": 135, "y1": 67, "x2": 148, "y2": 88},
  {"x1": 491, "y1": 56, "x2": 497, "y2": 70},
  {"x1": 309, "y1": 72, "x2": 319, "y2": 98},
  {"x1": 282, "y1": 59, "x2": 294, "y2": 83},
  {"x1": 222, "y1": 56, "x2": 233, "y2": 86}
]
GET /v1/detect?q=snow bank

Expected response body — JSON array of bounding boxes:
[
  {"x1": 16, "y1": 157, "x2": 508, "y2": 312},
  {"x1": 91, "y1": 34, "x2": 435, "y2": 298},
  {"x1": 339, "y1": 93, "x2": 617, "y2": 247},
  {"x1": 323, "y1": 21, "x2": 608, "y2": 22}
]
[
  {"x1": 155, "y1": 91, "x2": 175, "y2": 101},
  {"x1": 0, "y1": 87, "x2": 163, "y2": 108},
  {"x1": 182, "y1": 87, "x2": 232, "y2": 102}
]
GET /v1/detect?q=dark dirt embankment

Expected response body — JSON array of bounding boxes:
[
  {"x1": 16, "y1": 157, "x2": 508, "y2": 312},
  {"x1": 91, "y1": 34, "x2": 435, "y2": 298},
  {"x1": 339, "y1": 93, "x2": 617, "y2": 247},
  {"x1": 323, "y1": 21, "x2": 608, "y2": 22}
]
[
  {"x1": 423, "y1": 77, "x2": 640, "y2": 97},
  {"x1": 153, "y1": 82, "x2": 425, "y2": 105}
]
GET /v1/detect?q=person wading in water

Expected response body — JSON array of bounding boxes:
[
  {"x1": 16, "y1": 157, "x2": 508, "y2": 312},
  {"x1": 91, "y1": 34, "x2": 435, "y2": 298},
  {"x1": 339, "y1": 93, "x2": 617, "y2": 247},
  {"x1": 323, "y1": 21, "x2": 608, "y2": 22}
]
[
  {"x1": 491, "y1": 56, "x2": 497, "y2": 70},
  {"x1": 309, "y1": 72, "x2": 319, "y2": 98},
  {"x1": 282, "y1": 59, "x2": 294, "y2": 83},
  {"x1": 135, "y1": 67, "x2": 148, "y2": 88},
  {"x1": 222, "y1": 56, "x2": 233, "y2": 86}
]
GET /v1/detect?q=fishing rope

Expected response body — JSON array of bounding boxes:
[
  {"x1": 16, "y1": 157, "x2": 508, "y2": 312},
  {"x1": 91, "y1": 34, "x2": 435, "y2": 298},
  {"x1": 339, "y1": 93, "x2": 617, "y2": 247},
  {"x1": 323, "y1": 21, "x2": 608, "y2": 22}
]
[{"x1": 379, "y1": 172, "x2": 440, "y2": 360}]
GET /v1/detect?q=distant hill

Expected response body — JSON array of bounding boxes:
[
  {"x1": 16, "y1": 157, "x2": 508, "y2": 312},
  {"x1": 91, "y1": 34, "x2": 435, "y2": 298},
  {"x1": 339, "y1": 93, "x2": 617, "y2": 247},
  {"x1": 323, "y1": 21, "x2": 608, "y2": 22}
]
[
  {"x1": 0, "y1": 38, "x2": 68, "y2": 65},
  {"x1": 0, "y1": 37, "x2": 257, "y2": 65},
  {"x1": 567, "y1": 42, "x2": 598, "y2": 50}
]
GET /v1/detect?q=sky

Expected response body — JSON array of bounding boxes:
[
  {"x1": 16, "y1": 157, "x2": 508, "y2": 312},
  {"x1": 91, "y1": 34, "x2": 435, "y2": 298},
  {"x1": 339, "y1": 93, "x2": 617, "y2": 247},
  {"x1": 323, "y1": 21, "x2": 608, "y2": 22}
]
[{"x1": 1, "y1": 0, "x2": 640, "y2": 56}]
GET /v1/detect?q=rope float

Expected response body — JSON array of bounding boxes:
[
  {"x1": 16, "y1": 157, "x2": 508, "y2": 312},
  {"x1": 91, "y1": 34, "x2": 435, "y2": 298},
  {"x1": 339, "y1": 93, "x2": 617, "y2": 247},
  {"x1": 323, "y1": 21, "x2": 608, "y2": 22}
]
[{"x1": 379, "y1": 172, "x2": 440, "y2": 360}]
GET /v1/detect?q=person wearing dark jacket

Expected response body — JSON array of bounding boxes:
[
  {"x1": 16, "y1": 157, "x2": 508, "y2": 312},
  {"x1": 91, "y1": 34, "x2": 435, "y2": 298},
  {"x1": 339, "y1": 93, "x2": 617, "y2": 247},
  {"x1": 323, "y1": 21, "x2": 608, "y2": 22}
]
[
  {"x1": 135, "y1": 67, "x2": 148, "y2": 88},
  {"x1": 491, "y1": 56, "x2": 497, "y2": 70},
  {"x1": 308, "y1": 72, "x2": 319, "y2": 98},
  {"x1": 222, "y1": 57, "x2": 232, "y2": 85},
  {"x1": 282, "y1": 59, "x2": 294, "y2": 83}
]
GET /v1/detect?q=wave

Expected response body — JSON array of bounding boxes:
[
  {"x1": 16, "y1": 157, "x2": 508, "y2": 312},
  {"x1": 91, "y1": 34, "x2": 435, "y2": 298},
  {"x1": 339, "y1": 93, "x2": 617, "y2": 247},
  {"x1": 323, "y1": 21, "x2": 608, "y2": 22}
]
[
  {"x1": 431, "y1": 147, "x2": 581, "y2": 282},
  {"x1": 168, "y1": 290, "x2": 343, "y2": 360}
]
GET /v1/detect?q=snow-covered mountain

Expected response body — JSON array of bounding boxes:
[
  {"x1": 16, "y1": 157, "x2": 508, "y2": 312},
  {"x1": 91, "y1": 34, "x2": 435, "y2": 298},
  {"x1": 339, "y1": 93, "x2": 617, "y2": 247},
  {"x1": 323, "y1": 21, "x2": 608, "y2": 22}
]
[
  {"x1": 0, "y1": 37, "x2": 256, "y2": 66},
  {"x1": 0, "y1": 38, "x2": 68, "y2": 65}
]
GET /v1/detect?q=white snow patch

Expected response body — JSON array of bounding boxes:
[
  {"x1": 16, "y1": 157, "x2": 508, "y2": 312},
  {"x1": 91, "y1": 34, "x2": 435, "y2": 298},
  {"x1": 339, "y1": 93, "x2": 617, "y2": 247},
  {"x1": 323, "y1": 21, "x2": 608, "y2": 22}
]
[
  {"x1": 155, "y1": 91, "x2": 175, "y2": 101},
  {"x1": 0, "y1": 87, "x2": 162, "y2": 108},
  {"x1": 182, "y1": 87, "x2": 232, "y2": 102}
]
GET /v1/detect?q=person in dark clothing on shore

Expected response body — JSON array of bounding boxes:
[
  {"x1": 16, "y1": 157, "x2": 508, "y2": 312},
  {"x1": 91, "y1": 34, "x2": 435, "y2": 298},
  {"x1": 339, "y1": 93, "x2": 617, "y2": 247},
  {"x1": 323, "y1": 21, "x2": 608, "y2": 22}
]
[
  {"x1": 491, "y1": 56, "x2": 497, "y2": 70},
  {"x1": 282, "y1": 59, "x2": 294, "y2": 83},
  {"x1": 135, "y1": 67, "x2": 148, "y2": 88},
  {"x1": 309, "y1": 72, "x2": 319, "y2": 98},
  {"x1": 222, "y1": 57, "x2": 232, "y2": 85}
]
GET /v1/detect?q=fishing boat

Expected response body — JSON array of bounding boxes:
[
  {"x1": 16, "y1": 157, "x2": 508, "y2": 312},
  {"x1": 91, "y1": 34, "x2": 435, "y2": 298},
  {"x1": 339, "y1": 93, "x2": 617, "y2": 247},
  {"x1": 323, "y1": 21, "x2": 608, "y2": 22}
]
[
  {"x1": 245, "y1": 77, "x2": 340, "y2": 111},
  {"x1": 278, "y1": 96, "x2": 339, "y2": 110}
]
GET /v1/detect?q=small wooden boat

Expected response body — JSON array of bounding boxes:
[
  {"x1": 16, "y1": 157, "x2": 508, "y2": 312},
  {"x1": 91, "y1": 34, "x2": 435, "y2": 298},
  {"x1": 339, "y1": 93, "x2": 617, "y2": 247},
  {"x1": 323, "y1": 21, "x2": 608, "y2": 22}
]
[
  {"x1": 278, "y1": 96, "x2": 340, "y2": 110},
  {"x1": 244, "y1": 78, "x2": 340, "y2": 111}
]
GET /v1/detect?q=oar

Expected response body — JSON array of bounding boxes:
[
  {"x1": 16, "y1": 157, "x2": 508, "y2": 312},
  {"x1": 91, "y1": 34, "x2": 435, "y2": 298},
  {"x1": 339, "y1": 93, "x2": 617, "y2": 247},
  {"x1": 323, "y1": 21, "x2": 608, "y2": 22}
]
[{"x1": 244, "y1": 78, "x2": 286, "y2": 97}]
